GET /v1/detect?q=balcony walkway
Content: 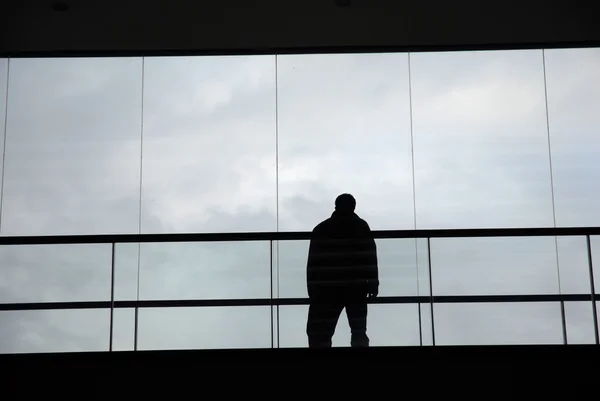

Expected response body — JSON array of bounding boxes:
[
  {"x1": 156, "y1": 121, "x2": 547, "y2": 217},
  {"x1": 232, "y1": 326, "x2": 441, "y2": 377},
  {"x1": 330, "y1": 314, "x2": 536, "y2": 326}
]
[
  {"x1": 3, "y1": 343, "x2": 599, "y2": 366},
  {"x1": 2, "y1": 225, "x2": 599, "y2": 394},
  {"x1": 3, "y1": 344, "x2": 598, "y2": 396}
]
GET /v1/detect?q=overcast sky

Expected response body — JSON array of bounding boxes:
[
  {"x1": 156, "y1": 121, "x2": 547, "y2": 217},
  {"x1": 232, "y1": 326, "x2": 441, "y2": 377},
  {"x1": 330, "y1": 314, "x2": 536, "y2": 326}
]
[{"x1": 0, "y1": 48, "x2": 599, "y2": 352}]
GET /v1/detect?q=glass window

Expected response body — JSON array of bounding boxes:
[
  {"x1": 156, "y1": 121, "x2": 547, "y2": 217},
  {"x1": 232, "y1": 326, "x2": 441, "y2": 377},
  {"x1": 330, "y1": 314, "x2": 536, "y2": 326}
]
[
  {"x1": 597, "y1": 302, "x2": 600, "y2": 338},
  {"x1": 0, "y1": 244, "x2": 112, "y2": 303},
  {"x1": 544, "y1": 48, "x2": 600, "y2": 227},
  {"x1": 276, "y1": 239, "x2": 309, "y2": 298},
  {"x1": 376, "y1": 239, "x2": 420, "y2": 297},
  {"x1": 137, "y1": 306, "x2": 271, "y2": 350},
  {"x1": 419, "y1": 303, "x2": 434, "y2": 346},
  {"x1": 0, "y1": 58, "x2": 7, "y2": 217},
  {"x1": 1, "y1": 58, "x2": 143, "y2": 235},
  {"x1": 433, "y1": 302, "x2": 563, "y2": 345},
  {"x1": 276, "y1": 53, "x2": 414, "y2": 231},
  {"x1": 414, "y1": 237, "x2": 431, "y2": 297},
  {"x1": 430, "y1": 237, "x2": 560, "y2": 295},
  {"x1": 113, "y1": 242, "x2": 140, "y2": 301},
  {"x1": 111, "y1": 308, "x2": 136, "y2": 351},
  {"x1": 591, "y1": 236, "x2": 600, "y2": 291},
  {"x1": 556, "y1": 236, "x2": 592, "y2": 294},
  {"x1": 565, "y1": 302, "x2": 596, "y2": 344},
  {"x1": 137, "y1": 241, "x2": 270, "y2": 300},
  {"x1": 277, "y1": 304, "x2": 422, "y2": 347},
  {"x1": 410, "y1": 50, "x2": 554, "y2": 229},
  {"x1": 140, "y1": 56, "x2": 277, "y2": 234},
  {"x1": 0, "y1": 309, "x2": 110, "y2": 353}
]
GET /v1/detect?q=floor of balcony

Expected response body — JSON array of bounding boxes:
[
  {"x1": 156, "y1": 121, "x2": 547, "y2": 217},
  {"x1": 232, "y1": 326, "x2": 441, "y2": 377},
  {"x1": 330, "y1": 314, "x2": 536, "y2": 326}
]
[
  {"x1": 4, "y1": 345, "x2": 596, "y2": 398},
  {"x1": 3, "y1": 344, "x2": 597, "y2": 367}
]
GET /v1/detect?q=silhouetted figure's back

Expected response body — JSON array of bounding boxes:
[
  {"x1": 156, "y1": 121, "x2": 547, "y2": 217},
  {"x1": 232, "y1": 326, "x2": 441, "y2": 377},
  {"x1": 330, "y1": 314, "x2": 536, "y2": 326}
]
[{"x1": 306, "y1": 193, "x2": 379, "y2": 348}]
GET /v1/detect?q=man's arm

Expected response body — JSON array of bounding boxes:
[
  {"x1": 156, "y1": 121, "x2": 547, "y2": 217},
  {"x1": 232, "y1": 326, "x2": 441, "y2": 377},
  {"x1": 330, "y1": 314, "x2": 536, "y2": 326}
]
[
  {"x1": 364, "y1": 222, "x2": 379, "y2": 296},
  {"x1": 306, "y1": 230, "x2": 320, "y2": 298}
]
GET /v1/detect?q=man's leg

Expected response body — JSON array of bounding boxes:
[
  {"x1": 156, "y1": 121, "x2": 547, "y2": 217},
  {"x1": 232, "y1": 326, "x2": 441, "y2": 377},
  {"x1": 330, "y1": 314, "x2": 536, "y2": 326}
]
[
  {"x1": 306, "y1": 298, "x2": 344, "y2": 348},
  {"x1": 345, "y1": 295, "x2": 369, "y2": 347}
]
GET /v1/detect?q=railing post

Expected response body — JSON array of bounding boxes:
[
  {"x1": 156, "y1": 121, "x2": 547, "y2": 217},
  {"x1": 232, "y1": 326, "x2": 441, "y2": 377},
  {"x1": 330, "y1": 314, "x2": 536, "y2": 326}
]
[
  {"x1": 276, "y1": 240, "x2": 280, "y2": 348},
  {"x1": 559, "y1": 301, "x2": 567, "y2": 345},
  {"x1": 555, "y1": 235, "x2": 568, "y2": 345},
  {"x1": 586, "y1": 235, "x2": 599, "y2": 344},
  {"x1": 133, "y1": 308, "x2": 139, "y2": 351},
  {"x1": 417, "y1": 302, "x2": 423, "y2": 347},
  {"x1": 427, "y1": 237, "x2": 436, "y2": 346},
  {"x1": 414, "y1": 238, "x2": 423, "y2": 347},
  {"x1": 134, "y1": 242, "x2": 140, "y2": 352},
  {"x1": 109, "y1": 242, "x2": 115, "y2": 352},
  {"x1": 270, "y1": 240, "x2": 274, "y2": 349}
]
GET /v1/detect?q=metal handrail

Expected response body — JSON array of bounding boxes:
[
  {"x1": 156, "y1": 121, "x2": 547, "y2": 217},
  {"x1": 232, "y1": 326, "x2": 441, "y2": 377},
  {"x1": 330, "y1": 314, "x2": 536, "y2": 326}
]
[
  {"x1": 0, "y1": 225, "x2": 599, "y2": 245},
  {"x1": 1, "y1": 226, "x2": 599, "y2": 349},
  {"x1": 0, "y1": 293, "x2": 596, "y2": 312}
]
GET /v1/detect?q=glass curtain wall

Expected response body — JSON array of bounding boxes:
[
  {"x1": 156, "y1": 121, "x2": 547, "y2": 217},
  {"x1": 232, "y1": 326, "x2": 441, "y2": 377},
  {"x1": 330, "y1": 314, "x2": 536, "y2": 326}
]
[{"x1": 0, "y1": 48, "x2": 598, "y2": 352}]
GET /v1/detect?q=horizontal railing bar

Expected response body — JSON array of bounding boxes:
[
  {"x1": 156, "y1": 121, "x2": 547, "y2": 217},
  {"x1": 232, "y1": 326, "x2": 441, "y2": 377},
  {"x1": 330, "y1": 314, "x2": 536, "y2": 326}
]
[
  {"x1": 0, "y1": 301, "x2": 110, "y2": 311},
  {"x1": 0, "y1": 293, "x2": 593, "y2": 311},
  {"x1": 431, "y1": 294, "x2": 593, "y2": 303},
  {"x1": 0, "y1": 226, "x2": 599, "y2": 246}
]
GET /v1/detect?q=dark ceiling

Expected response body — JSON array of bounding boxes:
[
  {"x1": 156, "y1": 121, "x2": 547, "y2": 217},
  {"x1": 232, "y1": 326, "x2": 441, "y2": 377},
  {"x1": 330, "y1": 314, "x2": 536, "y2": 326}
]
[{"x1": 1, "y1": 0, "x2": 599, "y2": 57}]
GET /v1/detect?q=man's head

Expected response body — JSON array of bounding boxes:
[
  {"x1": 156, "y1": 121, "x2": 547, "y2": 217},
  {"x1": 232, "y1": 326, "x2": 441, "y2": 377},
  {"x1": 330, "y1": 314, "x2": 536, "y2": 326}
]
[{"x1": 335, "y1": 193, "x2": 356, "y2": 213}]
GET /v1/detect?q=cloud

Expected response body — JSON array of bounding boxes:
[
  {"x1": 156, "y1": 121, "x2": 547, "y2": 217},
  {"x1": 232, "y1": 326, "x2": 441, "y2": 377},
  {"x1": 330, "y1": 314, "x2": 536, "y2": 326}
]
[
  {"x1": 140, "y1": 55, "x2": 277, "y2": 234},
  {"x1": 277, "y1": 52, "x2": 415, "y2": 231},
  {"x1": 0, "y1": 48, "x2": 599, "y2": 353},
  {"x1": 1, "y1": 57, "x2": 143, "y2": 235},
  {"x1": 410, "y1": 50, "x2": 556, "y2": 229}
]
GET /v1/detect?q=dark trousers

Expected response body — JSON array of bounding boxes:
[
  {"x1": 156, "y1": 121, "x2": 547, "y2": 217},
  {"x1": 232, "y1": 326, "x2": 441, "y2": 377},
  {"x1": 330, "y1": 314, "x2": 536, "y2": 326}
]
[{"x1": 306, "y1": 292, "x2": 370, "y2": 348}]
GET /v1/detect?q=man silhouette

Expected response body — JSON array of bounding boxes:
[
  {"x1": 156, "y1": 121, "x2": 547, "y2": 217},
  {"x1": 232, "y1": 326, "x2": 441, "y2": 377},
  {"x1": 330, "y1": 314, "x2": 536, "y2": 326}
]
[{"x1": 306, "y1": 193, "x2": 379, "y2": 348}]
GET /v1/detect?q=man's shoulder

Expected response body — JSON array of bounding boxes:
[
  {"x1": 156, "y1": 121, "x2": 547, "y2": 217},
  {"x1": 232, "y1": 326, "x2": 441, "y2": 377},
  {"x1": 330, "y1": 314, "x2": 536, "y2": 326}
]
[
  {"x1": 312, "y1": 218, "x2": 332, "y2": 233},
  {"x1": 312, "y1": 215, "x2": 371, "y2": 235},
  {"x1": 354, "y1": 215, "x2": 372, "y2": 230}
]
